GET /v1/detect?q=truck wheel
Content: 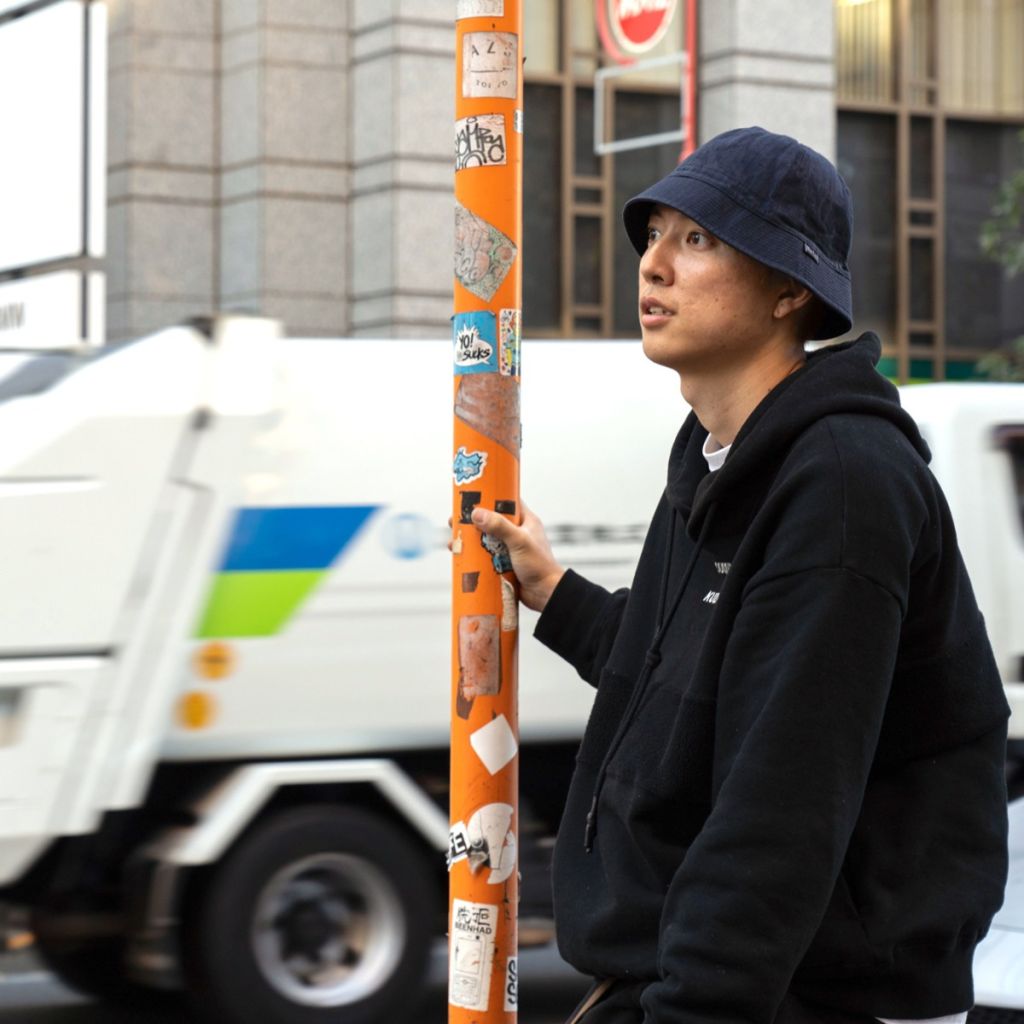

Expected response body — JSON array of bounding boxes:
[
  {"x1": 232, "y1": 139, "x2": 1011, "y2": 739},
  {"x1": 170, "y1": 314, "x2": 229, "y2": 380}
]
[
  {"x1": 31, "y1": 918, "x2": 152, "y2": 1008},
  {"x1": 183, "y1": 805, "x2": 437, "y2": 1024}
]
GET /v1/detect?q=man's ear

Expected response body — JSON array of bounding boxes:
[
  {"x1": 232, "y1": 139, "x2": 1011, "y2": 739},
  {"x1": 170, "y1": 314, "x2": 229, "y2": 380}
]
[{"x1": 772, "y1": 278, "x2": 814, "y2": 321}]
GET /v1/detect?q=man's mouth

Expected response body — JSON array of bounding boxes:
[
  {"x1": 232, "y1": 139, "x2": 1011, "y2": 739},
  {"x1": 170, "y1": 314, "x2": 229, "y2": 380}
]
[{"x1": 640, "y1": 297, "x2": 674, "y2": 317}]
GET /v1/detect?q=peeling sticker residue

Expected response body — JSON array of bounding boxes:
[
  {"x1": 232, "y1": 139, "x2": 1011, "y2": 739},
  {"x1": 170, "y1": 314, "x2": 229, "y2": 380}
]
[
  {"x1": 470, "y1": 713, "x2": 518, "y2": 775},
  {"x1": 454, "y1": 373, "x2": 520, "y2": 457},
  {"x1": 460, "y1": 490, "x2": 482, "y2": 524},
  {"x1": 451, "y1": 529, "x2": 464, "y2": 555},
  {"x1": 457, "y1": 614, "x2": 500, "y2": 717},
  {"x1": 456, "y1": 113, "x2": 507, "y2": 171},
  {"x1": 462, "y1": 571, "x2": 480, "y2": 593},
  {"x1": 455, "y1": 202, "x2": 517, "y2": 302},
  {"x1": 462, "y1": 31, "x2": 517, "y2": 99},
  {"x1": 494, "y1": 499, "x2": 516, "y2": 515},
  {"x1": 500, "y1": 577, "x2": 517, "y2": 631},
  {"x1": 449, "y1": 898, "x2": 498, "y2": 1011}
]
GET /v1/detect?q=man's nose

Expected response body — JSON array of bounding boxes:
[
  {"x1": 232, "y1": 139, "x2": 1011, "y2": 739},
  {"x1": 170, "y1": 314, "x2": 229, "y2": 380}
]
[{"x1": 640, "y1": 238, "x2": 671, "y2": 284}]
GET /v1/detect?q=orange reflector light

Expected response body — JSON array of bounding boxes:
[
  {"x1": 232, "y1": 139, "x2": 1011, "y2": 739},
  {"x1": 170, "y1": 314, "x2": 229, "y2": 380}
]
[
  {"x1": 193, "y1": 641, "x2": 236, "y2": 680},
  {"x1": 179, "y1": 691, "x2": 216, "y2": 730}
]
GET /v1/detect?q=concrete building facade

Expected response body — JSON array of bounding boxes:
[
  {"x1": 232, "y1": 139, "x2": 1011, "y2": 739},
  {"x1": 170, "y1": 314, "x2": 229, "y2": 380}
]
[{"x1": 101, "y1": 0, "x2": 836, "y2": 342}]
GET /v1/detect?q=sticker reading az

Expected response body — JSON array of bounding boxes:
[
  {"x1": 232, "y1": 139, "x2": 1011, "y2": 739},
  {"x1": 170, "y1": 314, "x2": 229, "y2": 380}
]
[
  {"x1": 462, "y1": 31, "x2": 518, "y2": 99},
  {"x1": 456, "y1": 114, "x2": 507, "y2": 171},
  {"x1": 456, "y1": 0, "x2": 503, "y2": 17},
  {"x1": 455, "y1": 203, "x2": 517, "y2": 302},
  {"x1": 454, "y1": 310, "x2": 498, "y2": 374},
  {"x1": 449, "y1": 898, "x2": 498, "y2": 1011}
]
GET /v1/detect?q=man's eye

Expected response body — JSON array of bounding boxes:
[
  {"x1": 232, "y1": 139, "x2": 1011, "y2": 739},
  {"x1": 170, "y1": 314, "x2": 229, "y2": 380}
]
[
  {"x1": 646, "y1": 226, "x2": 660, "y2": 245},
  {"x1": 687, "y1": 231, "x2": 706, "y2": 245}
]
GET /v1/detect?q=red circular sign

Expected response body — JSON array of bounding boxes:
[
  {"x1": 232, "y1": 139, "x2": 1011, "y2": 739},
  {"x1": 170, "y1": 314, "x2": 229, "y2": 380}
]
[{"x1": 609, "y1": 0, "x2": 678, "y2": 55}]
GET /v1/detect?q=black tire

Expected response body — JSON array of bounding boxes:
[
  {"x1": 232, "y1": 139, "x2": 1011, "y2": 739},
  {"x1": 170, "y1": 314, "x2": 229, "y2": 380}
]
[
  {"x1": 32, "y1": 915, "x2": 151, "y2": 1009},
  {"x1": 183, "y1": 805, "x2": 437, "y2": 1024}
]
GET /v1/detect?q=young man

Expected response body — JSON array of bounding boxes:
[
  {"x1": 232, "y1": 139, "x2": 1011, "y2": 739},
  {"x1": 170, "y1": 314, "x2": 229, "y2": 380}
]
[{"x1": 471, "y1": 127, "x2": 1010, "y2": 1023}]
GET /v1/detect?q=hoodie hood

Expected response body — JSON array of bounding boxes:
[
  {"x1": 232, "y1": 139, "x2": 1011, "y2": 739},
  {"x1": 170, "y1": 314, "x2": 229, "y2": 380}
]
[{"x1": 667, "y1": 333, "x2": 931, "y2": 536}]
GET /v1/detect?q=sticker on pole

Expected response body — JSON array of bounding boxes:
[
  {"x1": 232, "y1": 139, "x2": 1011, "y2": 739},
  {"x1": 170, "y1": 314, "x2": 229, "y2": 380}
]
[
  {"x1": 456, "y1": 0, "x2": 503, "y2": 17},
  {"x1": 470, "y1": 713, "x2": 518, "y2": 775},
  {"x1": 462, "y1": 31, "x2": 517, "y2": 99},
  {"x1": 505, "y1": 956, "x2": 518, "y2": 1011},
  {"x1": 450, "y1": 898, "x2": 498, "y2": 1011},
  {"x1": 454, "y1": 310, "x2": 499, "y2": 374},
  {"x1": 453, "y1": 446, "x2": 488, "y2": 485},
  {"x1": 448, "y1": 802, "x2": 517, "y2": 883},
  {"x1": 607, "y1": 0, "x2": 679, "y2": 55},
  {"x1": 455, "y1": 202, "x2": 517, "y2": 302},
  {"x1": 456, "y1": 114, "x2": 507, "y2": 171},
  {"x1": 499, "y1": 308, "x2": 521, "y2": 376},
  {"x1": 455, "y1": 374, "x2": 521, "y2": 457}
]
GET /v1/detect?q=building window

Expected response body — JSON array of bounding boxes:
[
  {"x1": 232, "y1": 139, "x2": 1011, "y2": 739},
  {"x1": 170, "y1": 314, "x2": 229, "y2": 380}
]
[
  {"x1": 522, "y1": 0, "x2": 685, "y2": 338},
  {"x1": 836, "y1": 112, "x2": 897, "y2": 345},
  {"x1": 836, "y1": 0, "x2": 1024, "y2": 380},
  {"x1": 945, "y1": 122, "x2": 1024, "y2": 352}
]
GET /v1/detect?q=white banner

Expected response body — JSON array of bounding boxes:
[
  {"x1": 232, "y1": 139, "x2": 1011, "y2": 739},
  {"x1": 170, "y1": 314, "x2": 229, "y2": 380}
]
[
  {"x1": 0, "y1": 1, "x2": 106, "y2": 272},
  {"x1": 0, "y1": 271, "x2": 104, "y2": 350}
]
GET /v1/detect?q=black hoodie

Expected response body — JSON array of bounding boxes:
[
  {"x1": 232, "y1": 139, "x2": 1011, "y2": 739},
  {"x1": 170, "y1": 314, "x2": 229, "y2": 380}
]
[{"x1": 535, "y1": 335, "x2": 1009, "y2": 1022}]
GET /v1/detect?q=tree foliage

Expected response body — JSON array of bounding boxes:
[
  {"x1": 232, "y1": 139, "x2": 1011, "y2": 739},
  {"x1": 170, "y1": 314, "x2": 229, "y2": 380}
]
[{"x1": 976, "y1": 130, "x2": 1024, "y2": 381}]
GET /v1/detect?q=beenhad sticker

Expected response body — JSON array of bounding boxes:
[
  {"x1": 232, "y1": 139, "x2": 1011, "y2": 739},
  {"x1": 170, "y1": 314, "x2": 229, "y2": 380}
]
[
  {"x1": 448, "y1": 803, "x2": 517, "y2": 884},
  {"x1": 453, "y1": 446, "x2": 488, "y2": 485},
  {"x1": 449, "y1": 898, "x2": 498, "y2": 1011},
  {"x1": 462, "y1": 31, "x2": 517, "y2": 99},
  {"x1": 470, "y1": 713, "x2": 518, "y2": 775},
  {"x1": 456, "y1": 0, "x2": 503, "y2": 17},
  {"x1": 504, "y1": 956, "x2": 518, "y2": 1011},
  {"x1": 455, "y1": 202, "x2": 517, "y2": 302},
  {"x1": 499, "y1": 308, "x2": 521, "y2": 376},
  {"x1": 454, "y1": 310, "x2": 499, "y2": 374},
  {"x1": 456, "y1": 114, "x2": 507, "y2": 172}
]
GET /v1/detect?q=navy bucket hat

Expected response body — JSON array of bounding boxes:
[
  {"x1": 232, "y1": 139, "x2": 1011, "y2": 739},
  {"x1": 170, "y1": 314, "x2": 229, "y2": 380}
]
[{"x1": 623, "y1": 126, "x2": 854, "y2": 340}]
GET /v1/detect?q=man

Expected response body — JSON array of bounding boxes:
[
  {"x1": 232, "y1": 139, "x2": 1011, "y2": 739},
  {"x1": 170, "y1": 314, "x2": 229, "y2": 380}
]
[{"x1": 471, "y1": 127, "x2": 1010, "y2": 1023}]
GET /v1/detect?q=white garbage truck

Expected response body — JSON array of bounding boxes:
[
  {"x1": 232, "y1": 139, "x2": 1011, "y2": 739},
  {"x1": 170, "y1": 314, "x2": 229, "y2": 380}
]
[
  {"x1": 0, "y1": 316, "x2": 684, "y2": 1024},
  {"x1": 0, "y1": 316, "x2": 1021, "y2": 1022}
]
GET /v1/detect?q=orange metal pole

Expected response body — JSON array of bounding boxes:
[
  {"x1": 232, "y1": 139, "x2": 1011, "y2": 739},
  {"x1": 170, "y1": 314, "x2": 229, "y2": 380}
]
[
  {"x1": 682, "y1": 0, "x2": 698, "y2": 159},
  {"x1": 449, "y1": 1, "x2": 523, "y2": 1021}
]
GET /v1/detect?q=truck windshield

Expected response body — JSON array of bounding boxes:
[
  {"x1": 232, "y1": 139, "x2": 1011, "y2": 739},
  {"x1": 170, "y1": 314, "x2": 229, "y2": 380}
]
[{"x1": 0, "y1": 352, "x2": 79, "y2": 404}]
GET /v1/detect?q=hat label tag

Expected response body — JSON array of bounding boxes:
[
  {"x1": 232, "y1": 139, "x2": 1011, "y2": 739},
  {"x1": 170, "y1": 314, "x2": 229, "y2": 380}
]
[{"x1": 803, "y1": 242, "x2": 820, "y2": 263}]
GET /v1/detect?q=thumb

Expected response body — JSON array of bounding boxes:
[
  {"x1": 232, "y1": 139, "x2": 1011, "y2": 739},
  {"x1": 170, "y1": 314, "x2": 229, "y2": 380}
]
[{"x1": 471, "y1": 506, "x2": 511, "y2": 539}]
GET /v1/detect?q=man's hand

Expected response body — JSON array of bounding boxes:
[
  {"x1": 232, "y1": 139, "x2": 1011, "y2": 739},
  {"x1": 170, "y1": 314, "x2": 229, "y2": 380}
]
[{"x1": 468, "y1": 502, "x2": 565, "y2": 613}]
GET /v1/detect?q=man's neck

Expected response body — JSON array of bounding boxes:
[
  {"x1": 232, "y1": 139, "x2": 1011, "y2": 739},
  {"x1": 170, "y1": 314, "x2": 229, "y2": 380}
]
[{"x1": 681, "y1": 343, "x2": 807, "y2": 447}]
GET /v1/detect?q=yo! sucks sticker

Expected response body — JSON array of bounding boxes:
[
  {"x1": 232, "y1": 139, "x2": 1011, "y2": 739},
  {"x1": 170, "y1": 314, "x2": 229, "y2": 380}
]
[{"x1": 454, "y1": 311, "x2": 498, "y2": 374}]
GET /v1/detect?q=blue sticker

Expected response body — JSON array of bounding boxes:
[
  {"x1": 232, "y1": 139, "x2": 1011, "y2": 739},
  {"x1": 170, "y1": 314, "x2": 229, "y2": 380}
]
[
  {"x1": 481, "y1": 532, "x2": 512, "y2": 574},
  {"x1": 453, "y1": 446, "x2": 488, "y2": 484},
  {"x1": 454, "y1": 311, "x2": 499, "y2": 375}
]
